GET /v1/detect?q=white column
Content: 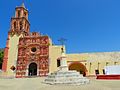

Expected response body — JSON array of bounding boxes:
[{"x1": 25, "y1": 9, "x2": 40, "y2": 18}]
[
  {"x1": 37, "y1": 65, "x2": 39, "y2": 76},
  {"x1": 26, "y1": 65, "x2": 28, "y2": 76},
  {"x1": 59, "y1": 53, "x2": 68, "y2": 71}
]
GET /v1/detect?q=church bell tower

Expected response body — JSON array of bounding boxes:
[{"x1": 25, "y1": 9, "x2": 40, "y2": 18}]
[
  {"x1": 2, "y1": 3, "x2": 30, "y2": 77},
  {"x1": 10, "y1": 3, "x2": 30, "y2": 34}
]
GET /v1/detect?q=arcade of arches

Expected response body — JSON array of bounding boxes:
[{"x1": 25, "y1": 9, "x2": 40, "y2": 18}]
[{"x1": 69, "y1": 62, "x2": 87, "y2": 76}]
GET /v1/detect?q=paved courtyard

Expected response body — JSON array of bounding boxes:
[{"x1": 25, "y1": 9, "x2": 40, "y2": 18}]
[{"x1": 0, "y1": 77, "x2": 120, "y2": 90}]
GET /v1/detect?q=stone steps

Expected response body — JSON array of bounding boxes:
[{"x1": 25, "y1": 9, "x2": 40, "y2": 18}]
[{"x1": 44, "y1": 70, "x2": 90, "y2": 85}]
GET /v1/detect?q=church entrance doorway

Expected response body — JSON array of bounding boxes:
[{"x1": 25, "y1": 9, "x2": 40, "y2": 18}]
[
  {"x1": 28, "y1": 63, "x2": 37, "y2": 76},
  {"x1": 69, "y1": 62, "x2": 87, "y2": 76}
]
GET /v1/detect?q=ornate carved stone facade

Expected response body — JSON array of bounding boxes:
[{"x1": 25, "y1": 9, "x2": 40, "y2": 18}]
[{"x1": 16, "y1": 32, "x2": 49, "y2": 78}]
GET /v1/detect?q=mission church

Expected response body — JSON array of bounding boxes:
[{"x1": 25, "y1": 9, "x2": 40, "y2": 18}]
[{"x1": 2, "y1": 4, "x2": 120, "y2": 78}]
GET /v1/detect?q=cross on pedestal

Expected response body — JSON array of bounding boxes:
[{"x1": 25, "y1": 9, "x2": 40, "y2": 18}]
[{"x1": 58, "y1": 38, "x2": 67, "y2": 53}]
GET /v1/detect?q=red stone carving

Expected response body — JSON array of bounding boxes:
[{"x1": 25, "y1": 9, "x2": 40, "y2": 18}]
[{"x1": 16, "y1": 32, "x2": 49, "y2": 77}]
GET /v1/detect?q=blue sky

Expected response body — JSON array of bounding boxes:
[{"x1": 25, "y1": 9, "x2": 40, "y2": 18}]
[{"x1": 0, "y1": 0, "x2": 120, "y2": 53}]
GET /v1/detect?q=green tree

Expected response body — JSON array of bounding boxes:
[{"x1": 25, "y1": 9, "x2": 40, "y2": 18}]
[{"x1": 0, "y1": 49, "x2": 4, "y2": 69}]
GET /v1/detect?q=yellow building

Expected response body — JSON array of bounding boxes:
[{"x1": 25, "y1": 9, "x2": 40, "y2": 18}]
[
  {"x1": 49, "y1": 47, "x2": 120, "y2": 76},
  {"x1": 67, "y1": 52, "x2": 120, "y2": 76}
]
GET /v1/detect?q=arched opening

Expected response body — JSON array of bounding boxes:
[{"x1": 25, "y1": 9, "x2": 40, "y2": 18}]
[
  {"x1": 57, "y1": 59, "x2": 60, "y2": 67},
  {"x1": 69, "y1": 62, "x2": 87, "y2": 76},
  {"x1": 18, "y1": 10, "x2": 21, "y2": 17},
  {"x1": 14, "y1": 22, "x2": 16, "y2": 29},
  {"x1": 20, "y1": 21, "x2": 23, "y2": 30},
  {"x1": 28, "y1": 63, "x2": 37, "y2": 76}
]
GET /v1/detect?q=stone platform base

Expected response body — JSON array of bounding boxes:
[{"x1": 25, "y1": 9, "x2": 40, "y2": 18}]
[
  {"x1": 44, "y1": 70, "x2": 90, "y2": 85},
  {"x1": 97, "y1": 75, "x2": 120, "y2": 80}
]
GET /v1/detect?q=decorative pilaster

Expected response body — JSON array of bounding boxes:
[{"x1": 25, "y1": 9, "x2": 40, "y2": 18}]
[{"x1": 2, "y1": 34, "x2": 10, "y2": 72}]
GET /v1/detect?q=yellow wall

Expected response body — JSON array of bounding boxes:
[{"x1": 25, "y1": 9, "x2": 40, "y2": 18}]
[
  {"x1": 6, "y1": 34, "x2": 22, "y2": 77},
  {"x1": 49, "y1": 45, "x2": 65, "y2": 73},
  {"x1": 49, "y1": 46, "x2": 120, "y2": 76},
  {"x1": 67, "y1": 53, "x2": 89, "y2": 61},
  {"x1": 66, "y1": 52, "x2": 120, "y2": 76}
]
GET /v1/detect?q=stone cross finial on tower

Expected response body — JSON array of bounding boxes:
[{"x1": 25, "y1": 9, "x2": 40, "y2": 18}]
[
  {"x1": 21, "y1": 3, "x2": 25, "y2": 8},
  {"x1": 58, "y1": 38, "x2": 67, "y2": 53},
  {"x1": 21, "y1": 0, "x2": 25, "y2": 8}
]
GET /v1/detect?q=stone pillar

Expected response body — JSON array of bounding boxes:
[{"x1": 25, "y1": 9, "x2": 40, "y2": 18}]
[
  {"x1": 37, "y1": 64, "x2": 39, "y2": 76},
  {"x1": 26, "y1": 65, "x2": 28, "y2": 76},
  {"x1": 59, "y1": 53, "x2": 68, "y2": 71}
]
